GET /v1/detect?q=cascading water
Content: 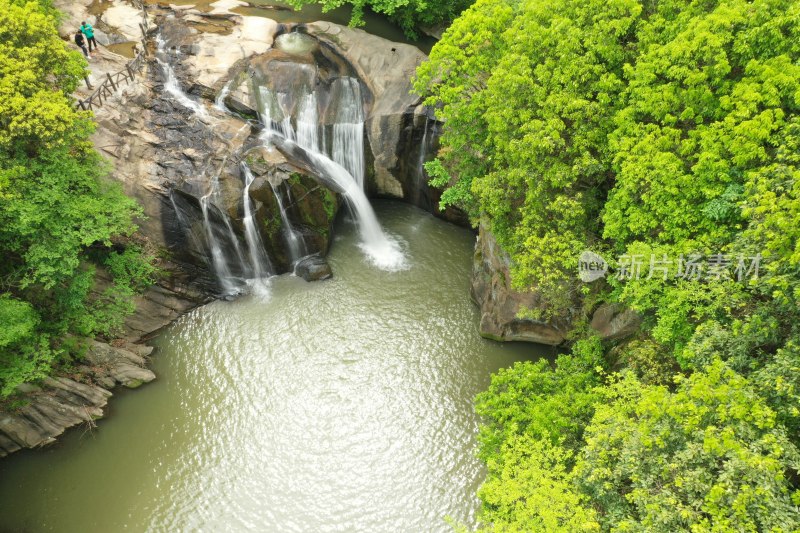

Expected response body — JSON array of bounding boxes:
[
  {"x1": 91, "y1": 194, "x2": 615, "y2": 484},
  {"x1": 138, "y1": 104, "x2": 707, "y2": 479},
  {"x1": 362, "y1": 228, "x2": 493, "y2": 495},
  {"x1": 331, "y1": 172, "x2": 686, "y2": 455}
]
[
  {"x1": 331, "y1": 78, "x2": 365, "y2": 188},
  {"x1": 215, "y1": 79, "x2": 234, "y2": 112},
  {"x1": 268, "y1": 179, "x2": 307, "y2": 265},
  {"x1": 257, "y1": 76, "x2": 406, "y2": 270},
  {"x1": 156, "y1": 34, "x2": 209, "y2": 119},
  {"x1": 417, "y1": 115, "x2": 430, "y2": 178},
  {"x1": 200, "y1": 193, "x2": 240, "y2": 295},
  {"x1": 273, "y1": 137, "x2": 407, "y2": 270},
  {"x1": 169, "y1": 191, "x2": 208, "y2": 258},
  {"x1": 240, "y1": 163, "x2": 274, "y2": 280},
  {"x1": 205, "y1": 170, "x2": 247, "y2": 270},
  {"x1": 296, "y1": 92, "x2": 320, "y2": 152}
]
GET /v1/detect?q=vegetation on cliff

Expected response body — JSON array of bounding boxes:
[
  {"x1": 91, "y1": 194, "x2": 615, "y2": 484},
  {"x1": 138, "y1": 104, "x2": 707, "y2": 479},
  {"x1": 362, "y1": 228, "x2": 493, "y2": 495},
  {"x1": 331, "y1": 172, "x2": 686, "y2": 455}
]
[
  {"x1": 416, "y1": 0, "x2": 800, "y2": 529},
  {"x1": 0, "y1": 0, "x2": 154, "y2": 397}
]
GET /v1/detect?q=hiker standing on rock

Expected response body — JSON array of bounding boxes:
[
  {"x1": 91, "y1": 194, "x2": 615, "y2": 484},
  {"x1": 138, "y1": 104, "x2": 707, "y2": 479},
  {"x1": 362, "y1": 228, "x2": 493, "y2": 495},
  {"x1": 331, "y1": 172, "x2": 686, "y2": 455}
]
[
  {"x1": 74, "y1": 29, "x2": 89, "y2": 58},
  {"x1": 80, "y1": 21, "x2": 98, "y2": 56}
]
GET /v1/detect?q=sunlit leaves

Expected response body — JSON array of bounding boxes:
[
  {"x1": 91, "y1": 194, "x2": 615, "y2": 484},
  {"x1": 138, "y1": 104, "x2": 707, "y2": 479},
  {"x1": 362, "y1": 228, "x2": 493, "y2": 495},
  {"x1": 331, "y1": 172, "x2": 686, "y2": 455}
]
[
  {"x1": 0, "y1": 0, "x2": 151, "y2": 395},
  {"x1": 577, "y1": 363, "x2": 800, "y2": 531}
]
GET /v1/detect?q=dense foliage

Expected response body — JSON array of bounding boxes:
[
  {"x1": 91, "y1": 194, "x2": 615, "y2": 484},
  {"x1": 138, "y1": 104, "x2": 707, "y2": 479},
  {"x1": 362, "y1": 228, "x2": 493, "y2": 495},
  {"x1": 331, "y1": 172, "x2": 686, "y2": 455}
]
[
  {"x1": 0, "y1": 0, "x2": 154, "y2": 397},
  {"x1": 285, "y1": 0, "x2": 471, "y2": 36},
  {"x1": 416, "y1": 0, "x2": 800, "y2": 529}
]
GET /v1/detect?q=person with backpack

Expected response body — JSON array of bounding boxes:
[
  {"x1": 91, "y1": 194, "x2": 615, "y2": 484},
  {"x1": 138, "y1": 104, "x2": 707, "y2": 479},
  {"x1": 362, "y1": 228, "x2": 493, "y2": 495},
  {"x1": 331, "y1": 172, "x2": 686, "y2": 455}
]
[
  {"x1": 74, "y1": 29, "x2": 89, "y2": 58},
  {"x1": 80, "y1": 21, "x2": 98, "y2": 54}
]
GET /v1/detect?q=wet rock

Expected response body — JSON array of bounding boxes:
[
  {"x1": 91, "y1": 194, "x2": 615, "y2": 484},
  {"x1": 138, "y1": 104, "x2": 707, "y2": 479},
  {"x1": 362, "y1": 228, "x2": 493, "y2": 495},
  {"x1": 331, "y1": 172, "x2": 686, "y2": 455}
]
[
  {"x1": 0, "y1": 376, "x2": 113, "y2": 457},
  {"x1": 243, "y1": 147, "x2": 342, "y2": 273},
  {"x1": 84, "y1": 340, "x2": 156, "y2": 388},
  {"x1": 472, "y1": 222, "x2": 641, "y2": 345},
  {"x1": 294, "y1": 254, "x2": 333, "y2": 281}
]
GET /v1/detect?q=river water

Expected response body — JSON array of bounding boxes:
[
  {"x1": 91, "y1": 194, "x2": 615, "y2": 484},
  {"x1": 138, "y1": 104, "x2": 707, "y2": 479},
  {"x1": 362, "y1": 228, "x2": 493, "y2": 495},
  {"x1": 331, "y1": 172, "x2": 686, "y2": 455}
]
[{"x1": 0, "y1": 203, "x2": 549, "y2": 532}]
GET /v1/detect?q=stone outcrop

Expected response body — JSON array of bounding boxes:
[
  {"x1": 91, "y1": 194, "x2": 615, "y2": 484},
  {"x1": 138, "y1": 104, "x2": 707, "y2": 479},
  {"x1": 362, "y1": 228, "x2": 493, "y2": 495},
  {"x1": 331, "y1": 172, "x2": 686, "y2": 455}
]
[
  {"x1": 0, "y1": 341, "x2": 158, "y2": 458},
  {"x1": 243, "y1": 146, "x2": 342, "y2": 274},
  {"x1": 589, "y1": 303, "x2": 641, "y2": 341},
  {"x1": 471, "y1": 222, "x2": 569, "y2": 345},
  {"x1": 471, "y1": 222, "x2": 641, "y2": 345}
]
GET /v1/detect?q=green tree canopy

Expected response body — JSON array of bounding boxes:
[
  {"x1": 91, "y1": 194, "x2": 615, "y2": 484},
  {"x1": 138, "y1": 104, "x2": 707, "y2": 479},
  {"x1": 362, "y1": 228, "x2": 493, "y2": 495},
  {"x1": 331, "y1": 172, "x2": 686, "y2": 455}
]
[
  {"x1": 416, "y1": 0, "x2": 800, "y2": 529},
  {"x1": 0, "y1": 0, "x2": 154, "y2": 396}
]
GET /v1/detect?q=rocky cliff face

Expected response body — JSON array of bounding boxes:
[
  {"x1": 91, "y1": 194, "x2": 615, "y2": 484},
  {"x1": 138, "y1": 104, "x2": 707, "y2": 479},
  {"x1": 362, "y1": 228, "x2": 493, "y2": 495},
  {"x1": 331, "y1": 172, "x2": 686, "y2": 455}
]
[
  {"x1": 471, "y1": 222, "x2": 570, "y2": 345},
  {"x1": 471, "y1": 222, "x2": 641, "y2": 345}
]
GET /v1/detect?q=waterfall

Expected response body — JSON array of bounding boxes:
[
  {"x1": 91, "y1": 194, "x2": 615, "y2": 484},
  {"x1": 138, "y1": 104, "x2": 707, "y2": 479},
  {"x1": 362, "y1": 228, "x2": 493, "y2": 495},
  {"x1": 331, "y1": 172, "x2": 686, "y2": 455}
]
[
  {"x1": 331, "y1": 78, "x2": 365, "y2": 189},
  {"x1": 256, "y1": 76, "x2": 406, "y2": 270},
  {"x1": 156, "y1": 35, "x2": 209, "y2": 119},
  {"x1": 417, "y1": 115, "x2": 430, "y2": 178},
  {"x1": 272, "y1": 137, "x2": 407, "y2": 271},
  {"x1": 215, "y1": 79, "x2": 234, "y2": 112},
  {"x1": 268, "y1": 180, "x2": 307, "y2": 265},
  {"x1": 168, "y1": 191, "x2": 207, "y2": 257},
  {"x1": 240, "y1": 163, "x2": 274, "y2": 279},
  {"x1": 296, "y1": 92, "x2": 319, "y2": 152},
  {"x1": 206, "y1": 169, "x2": 250, "y2": 270},
  {"x1": 200, "y1": 194, "x2": 240, "y2": 294}
]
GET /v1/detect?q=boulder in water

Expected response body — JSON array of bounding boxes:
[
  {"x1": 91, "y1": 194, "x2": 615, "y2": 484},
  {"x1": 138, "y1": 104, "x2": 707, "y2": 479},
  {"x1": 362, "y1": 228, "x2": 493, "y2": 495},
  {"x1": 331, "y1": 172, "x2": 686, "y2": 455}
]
[{"x1": 294, "y1": 254, "x2": 333, "y2": 281}]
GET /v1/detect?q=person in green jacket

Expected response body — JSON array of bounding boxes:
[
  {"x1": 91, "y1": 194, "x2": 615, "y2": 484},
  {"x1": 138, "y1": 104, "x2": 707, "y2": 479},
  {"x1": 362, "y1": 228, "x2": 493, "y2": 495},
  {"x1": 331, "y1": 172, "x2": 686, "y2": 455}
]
[{"x1": 80, "y1": 21, "x2": 98, "y2": 54}]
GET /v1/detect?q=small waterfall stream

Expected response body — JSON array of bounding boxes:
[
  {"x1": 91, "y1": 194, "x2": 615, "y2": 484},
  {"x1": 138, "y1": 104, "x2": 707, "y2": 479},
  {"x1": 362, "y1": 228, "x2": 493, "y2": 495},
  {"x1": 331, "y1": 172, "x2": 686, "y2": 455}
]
[
  {"x1": 215, "y1": 79, "x2": 234, "y2": 112},
  {"x1": 268, "y1": 179, "x2": 307, "y2": 265},
  {"x1": 240, "y1": 163, "x2": 274, "y2": 279},
  {"x1": 331, "y1": 78, "x2": 366, "y2": 189},
  {"x1": 200, "y1": 194, "x2": 239, "y2": 294},
  {"x1": 296, "y1": 92, "x2": 320, "y2": 152},
  {"x1": 415, "y1": 114, "x2": 430, "y2": 203},
  {"x1": 156, "y1": 34, "x2": 209, "y2": 119}
]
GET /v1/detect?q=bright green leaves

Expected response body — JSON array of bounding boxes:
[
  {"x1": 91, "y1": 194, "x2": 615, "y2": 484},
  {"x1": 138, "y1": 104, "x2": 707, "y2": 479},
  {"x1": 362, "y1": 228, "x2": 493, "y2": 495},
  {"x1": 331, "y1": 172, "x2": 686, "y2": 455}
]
[
  {"x1": 421, "y1": 0, "x2": 800, "y2": 529},
  {"x1": 0, "y1": 0, "x2": 152, "y2": 396},
  {"x1": 474, "y1": 344, "x2": 603, "y2": 532},
  {"x1": 417, "y1": 0, "x2": 641, "y2": 304},
  {"x1": 477, "y1": 437, "x2": 600, "y2": 532},
  {"x1": 0, "y1": 0, "x2": 89, "y2": 155},
  {"x1": 605, "y1": 0, "x2": 800, "y2": 250},
  {"x1": 577, "y1": 363, "x2": 800, "y2": 532},
  {"x1": 0, "y1": 294, "x2": 52, "y2": 396},
  {"x1": 0, "y1": 294, "x2": 39, "y2": 349},
  {"x1": 414, "y1": 0, "x2": 518, "y2": 218},
  {"x1": 0, "y1": 149, "x2": 140, "y2": 289}
]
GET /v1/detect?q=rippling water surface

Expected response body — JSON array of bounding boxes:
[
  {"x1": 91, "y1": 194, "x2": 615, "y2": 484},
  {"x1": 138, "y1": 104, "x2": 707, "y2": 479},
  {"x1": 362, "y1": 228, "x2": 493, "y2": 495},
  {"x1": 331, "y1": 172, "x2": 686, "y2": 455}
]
[{"x1": 0, "y1": 202, "x2": 549, "y2": 532}]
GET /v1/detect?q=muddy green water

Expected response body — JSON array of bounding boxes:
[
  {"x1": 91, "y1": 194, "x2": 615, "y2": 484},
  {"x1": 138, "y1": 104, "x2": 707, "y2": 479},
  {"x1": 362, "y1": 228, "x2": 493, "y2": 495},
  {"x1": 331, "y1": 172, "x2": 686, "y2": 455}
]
[{"x1": 0, "y1": 203, "x2": 549, "y2": 532}]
